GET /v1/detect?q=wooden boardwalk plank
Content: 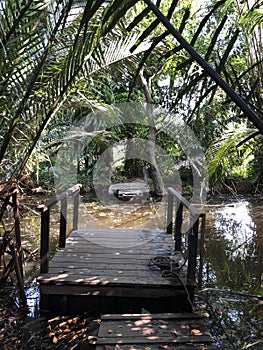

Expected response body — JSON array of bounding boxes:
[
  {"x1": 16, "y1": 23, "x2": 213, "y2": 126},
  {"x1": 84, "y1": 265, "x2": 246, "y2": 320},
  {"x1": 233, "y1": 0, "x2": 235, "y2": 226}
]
[
  {"x1": 96, "y1": 313, "x2": 216, "y2": 349},
  {"x1": 38, "y1": 228, "x2": 195, "y2": 313},
  {"x1": 38, "y1": 228, "x2": 187, "y2": 286}
]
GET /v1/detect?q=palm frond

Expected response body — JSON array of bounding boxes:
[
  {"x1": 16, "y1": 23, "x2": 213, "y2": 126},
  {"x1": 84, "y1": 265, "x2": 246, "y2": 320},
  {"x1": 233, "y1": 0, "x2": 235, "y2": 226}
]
[
  {"x1": 1, "y1": 0, "x2": 157, "y2": 180},
  {"x1": 207, "y1": 124, "x2": 261, "y2": 186}
]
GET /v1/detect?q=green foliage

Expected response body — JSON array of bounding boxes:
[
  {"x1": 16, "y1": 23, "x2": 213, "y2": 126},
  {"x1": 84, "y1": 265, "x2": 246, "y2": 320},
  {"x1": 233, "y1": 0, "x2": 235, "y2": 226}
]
[
  {"x1": 1, "y1": 0, "x2": 263, "y2": 193},
  {"x1": 0, "y1": 0, "x2": 151, "y2": 184},
  {"x1": 207, "y1": 123, "x2": 263, "y2": 189}
]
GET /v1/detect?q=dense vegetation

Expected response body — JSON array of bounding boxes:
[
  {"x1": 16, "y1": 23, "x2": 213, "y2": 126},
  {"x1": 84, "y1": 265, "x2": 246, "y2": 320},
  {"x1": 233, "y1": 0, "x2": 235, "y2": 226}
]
[
  {"x1": 0, "y1": 3, "x2": 263, "y2": 349},
  {"x1": 0, "y1": 0, "x2": 263, "y2": 193}
]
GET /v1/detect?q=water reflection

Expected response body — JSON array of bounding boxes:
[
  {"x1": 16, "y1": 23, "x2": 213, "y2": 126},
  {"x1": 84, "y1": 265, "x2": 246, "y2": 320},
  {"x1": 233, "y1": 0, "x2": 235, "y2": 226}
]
[
  {"x1": 25, "y1": 284, "x2": 40, "y2": 318},
  {"x1": 204, "y1": 198, "x2": 263, "y2": 294}
]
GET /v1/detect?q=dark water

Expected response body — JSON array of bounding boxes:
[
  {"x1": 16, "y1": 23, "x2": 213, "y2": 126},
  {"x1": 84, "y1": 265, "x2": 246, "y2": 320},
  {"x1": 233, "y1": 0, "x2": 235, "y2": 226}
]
[
  {"x1": 203, "y1": 197, "x2": 263, "y2": 294},
  {"x1": 199, "y1": 197, "x2": 263, "y2": 349}
]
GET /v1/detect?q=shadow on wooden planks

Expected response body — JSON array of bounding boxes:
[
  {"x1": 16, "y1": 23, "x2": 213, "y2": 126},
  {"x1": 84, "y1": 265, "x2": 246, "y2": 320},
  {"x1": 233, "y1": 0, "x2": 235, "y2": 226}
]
[{"x1": 94, "y1": 313, "x2": 216, "y2": 350}]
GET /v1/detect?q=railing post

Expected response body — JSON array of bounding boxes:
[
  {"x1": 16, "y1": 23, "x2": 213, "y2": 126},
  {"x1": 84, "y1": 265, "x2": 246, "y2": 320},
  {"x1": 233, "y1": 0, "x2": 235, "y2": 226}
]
[
  {"x1": 198, "y1": 213, "x2": 206, "y2": 288},
  {"x1": 12, "y1": 191, "x2": 23, "y2": 278},
  {"x1": 38, "y1": 184, "x2": 81, "y2": 274},
  {"x1": 40, "y1": 207, "x2": 50, "y2": 274},
  {"x1": 9, "y1": 239, "x2": 27, "y2": 306},
  {"x1": 59, "y1": 193, "x2": 68, "y2": 248},
  {"x1": 174, "y1": 203, "x2": 183, "y2": 251},
  {"x1": 73, "y1": 188, "x2": 80, "y2": 231},
  {"x1": 187, "y1": 216, "x2": 199, "y2": 283},
  {"x1": 166, "y1": 192, "x2": 173, "y2": 234}
]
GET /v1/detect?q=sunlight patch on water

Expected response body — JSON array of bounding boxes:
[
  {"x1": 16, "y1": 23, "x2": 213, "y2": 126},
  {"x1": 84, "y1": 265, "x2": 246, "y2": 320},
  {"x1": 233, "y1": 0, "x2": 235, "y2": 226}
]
[
  {"x1": 204, "y1": 198, "x2": 263, "y2": 293},
  {"x1": 214, "y1": 201, "x2": 256, "y2": 256}
]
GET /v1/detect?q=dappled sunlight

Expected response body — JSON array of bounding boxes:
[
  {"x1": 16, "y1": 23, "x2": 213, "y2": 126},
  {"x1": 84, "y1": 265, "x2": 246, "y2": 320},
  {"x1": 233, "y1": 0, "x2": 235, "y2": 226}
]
[
  {"x1": 134, "y1": 318, "x2": 152, "y2": 326},
  {"x1": 97, "y1": 314, "x2": 212, "y2": 348}
]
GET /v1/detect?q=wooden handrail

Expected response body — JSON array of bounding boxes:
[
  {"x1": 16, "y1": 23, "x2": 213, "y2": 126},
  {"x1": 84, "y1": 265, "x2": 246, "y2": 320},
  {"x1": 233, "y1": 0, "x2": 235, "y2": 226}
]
[
  {"x1": 166, "y1": 187, "x2": 200, "y2": 214},
  {"x1": 166, "y1": 187, "x2": 205, "y2": 285},
  {"x1": 37, "y1": 184, "x2": 82, "y2": 274}
]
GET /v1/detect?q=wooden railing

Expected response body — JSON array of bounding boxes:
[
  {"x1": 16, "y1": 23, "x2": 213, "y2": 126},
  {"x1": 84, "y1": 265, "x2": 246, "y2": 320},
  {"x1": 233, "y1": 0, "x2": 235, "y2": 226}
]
[
  {"x1": 166, "y1": 187, "x2": 206, "y2": 286},
  {"x1": 37, "y1": 184, "x2": 81, "y2": 274}
]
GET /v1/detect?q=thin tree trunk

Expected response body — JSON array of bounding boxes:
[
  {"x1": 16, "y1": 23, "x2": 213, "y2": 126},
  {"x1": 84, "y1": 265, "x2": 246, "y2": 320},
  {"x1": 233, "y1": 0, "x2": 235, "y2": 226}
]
[{"x1": 139, "y1": 70, "x2": 164, "y2": 199}]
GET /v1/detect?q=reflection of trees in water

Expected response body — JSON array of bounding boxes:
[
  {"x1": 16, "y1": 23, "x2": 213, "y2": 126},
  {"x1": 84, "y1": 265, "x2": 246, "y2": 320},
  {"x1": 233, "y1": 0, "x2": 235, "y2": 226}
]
[
  {"x1": 250, "y1": 202, "x2": 263, "y2": 293},
  {"x1": 197, "y1": 288, "x2": 263, "y2": 349},
  {"x1": 204, "y1": 200, "x2": 263, "y2": 293}
]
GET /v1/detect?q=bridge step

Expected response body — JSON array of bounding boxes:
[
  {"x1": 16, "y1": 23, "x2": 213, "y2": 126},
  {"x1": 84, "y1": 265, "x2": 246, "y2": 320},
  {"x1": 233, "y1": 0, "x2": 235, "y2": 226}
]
[{"x1": 95, "y1": 313, "x2": 216, "y2": 350}]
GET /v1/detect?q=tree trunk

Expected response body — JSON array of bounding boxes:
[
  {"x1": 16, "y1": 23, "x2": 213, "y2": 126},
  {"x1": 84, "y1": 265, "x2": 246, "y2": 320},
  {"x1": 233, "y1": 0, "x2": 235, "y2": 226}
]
[{"x1": 139, "y1": 70, "x2": 164, "y2": 199}]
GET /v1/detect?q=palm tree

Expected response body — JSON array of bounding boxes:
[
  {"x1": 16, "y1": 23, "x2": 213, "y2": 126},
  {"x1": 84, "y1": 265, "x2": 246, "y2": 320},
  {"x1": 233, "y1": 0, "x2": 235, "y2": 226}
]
[
  {"x1": 1, "y1": 0, "x2": 263, "y2": 186},
  {"x1": 207, "y1": 123, "x2": 262, "y2": 190},
  {"x1": 0, "y1": 0, "x2": 149, "y2": 182}
]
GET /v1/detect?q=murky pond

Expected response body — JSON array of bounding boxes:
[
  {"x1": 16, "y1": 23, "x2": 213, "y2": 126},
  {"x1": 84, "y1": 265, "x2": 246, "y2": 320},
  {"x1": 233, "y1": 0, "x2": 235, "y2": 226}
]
[
  {"x1": 198, "y1": 197, "x2": 263, "y2": 349},
  {"x1": 1, "y1": 193, "x2": 262, "y2": 348},
  {"x1": 203, "y1": 197, "x2": 263, "y2": 294}
]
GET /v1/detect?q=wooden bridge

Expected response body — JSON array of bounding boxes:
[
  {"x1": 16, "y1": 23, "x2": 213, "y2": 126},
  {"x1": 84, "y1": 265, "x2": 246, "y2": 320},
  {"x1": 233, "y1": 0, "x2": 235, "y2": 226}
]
[
  {"x1": 37, "y1": 185, "x2": 216, "y2": 348},
  {"x1": 37, "y1": 185, "x2": 206, "y2": 315}
]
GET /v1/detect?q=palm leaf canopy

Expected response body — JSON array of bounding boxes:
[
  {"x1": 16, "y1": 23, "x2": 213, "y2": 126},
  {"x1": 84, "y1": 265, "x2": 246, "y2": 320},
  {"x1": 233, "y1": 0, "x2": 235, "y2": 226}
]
[
  {"x1": 0, "y1": 0, "x2": 147, "y2": 180},
  {"x1": 0, "y1": 0, "x2": 263, "y2": 182}
]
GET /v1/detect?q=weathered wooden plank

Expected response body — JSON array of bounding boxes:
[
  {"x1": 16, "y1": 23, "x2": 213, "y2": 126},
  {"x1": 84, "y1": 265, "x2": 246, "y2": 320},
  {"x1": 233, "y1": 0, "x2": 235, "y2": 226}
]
[
  {"x1": 67, "y1": 228, "x2": 170, "y2": 244},
  {"x1": 101, "y1": 313, "x2": 203, "y2": 320},
  {"x1": 41, "y1": 255, "x2": 184, "y2": 270},
  {"x1": 41, "y1": 258, "x2": 159, "y2": 265},
  {"x1": 39, "y1": 268, "x2": 171, "y2": 278},
  {"x1": 76, "y1": 228, "x2": 163, "y2": 234},
  {"x1": 53, "y1": 247, "x2": 172, "y2": 254},
  {"x1": 96, "y1": 313, "x2": 216, "y2": 349},
  {"x1": 98, "y1": 322, "x2": 210, "y2": 337},
  {"x1": 70, "y1": 231, "x2": 165, "y2": 242},
  {"x1": 38, "y1": 274, "x2": 178, "y2": 285},
  {"x1": 50, "y1": 255, "x2": 178, "y2": 265},
  {"x1": 73, "y1": 236, "x2": 170, "y2": 242},
  {"x1": 40, "y1": 262, "x2": 155, "y2": 270},
  {"x1": 96, "y1": 335, "x2": 214, "y2": 344},
  {"x1": 66, "y1": 240, "x2": 173, "y2": 248},
  {"x1": 39, "y1": 284, "x2": 182, "y2": 297},
  {"x1": 38, "y1": 227, "x2": 194, "y2": 313},
  {"x1": 98, "y1": 314, "x2": 210, "y2": 338},
  {"x1": 56, "y1": 249, "x2": 174, "y2": 256},
  {"x1": 96, "y1": 345, "x2": 216, "y2": 350},
  {"x1": 62, "y1": 240, "x2": 173, "y2": 248},
  {"x1": 38, "y1": 275, "x2": 183, "y2": 287},
  {"x1": 39, "y1": 269, "x2": 186, "y2": 282},
  {"x1": 66, "y1": 235, "x2": 169, "y2": 243},
  {"x1": 39, "y1": 270, "x2": 187, "y2": 281}
]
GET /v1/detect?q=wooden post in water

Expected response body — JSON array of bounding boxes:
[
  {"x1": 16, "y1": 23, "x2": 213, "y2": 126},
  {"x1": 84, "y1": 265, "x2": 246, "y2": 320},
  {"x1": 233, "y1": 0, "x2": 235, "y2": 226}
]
[
  {"x1": 73, "y1": 188, "x2": 80, "y2": 231},
  {"x1": 38, "y1": 184, "x2": 81, "y2": 274},
  {"x1": 59, "y1": 193, "x2": 68, "y2": 248},
  {"x1": 40, "y1": 207, "x2": 50, "y2": 274},
  {"x1": 9, "y1": 239, "x2": 27, "y2": 306},
  {"x1": 198, "y1": 213, "x2": 206, "y2": 288},
  {"x1": 12, "y1": 191, "x2": 23, "y2": 278},
  {"x1": 166, "y1": 193, "x2": 173, "y2": 234},
  {"x1": 187, "y1": 217, "x2": 199, "y2": 282},
  {"x1": 174, "y1": 203, "x2": 183, "y2": 251}
]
